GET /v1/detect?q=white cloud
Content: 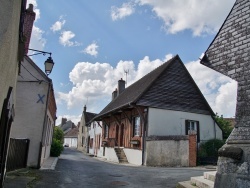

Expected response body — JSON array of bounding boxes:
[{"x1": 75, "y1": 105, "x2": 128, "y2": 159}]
[
  {"x1": 111, "y1": 2, "x2": 135, "y2": 21},
  {"x1": 59, "y1": 31, "x2": 80, "y2": 47},
  {"x1": 50, "y1": 17, "x2": 66, "y2": 32},
  {"x1": 57, "y1": 55, "x2": 169, "y2": 112},
  {"x1": 136, "y1": 0, "x2": 235, "y2": 36},
  {"x1": 29, "y1": 25, "x2": 46, "y2": 50},
  {"x1": 83, "y1": 42, "x2": 99, "y2": 56},
  {"x1": 185, "y1": 58, "x2": 237, "y2": 117},
  {"x1": 57, "y1": 54, "x2": 237, "y2": 117},
  {"x1": 26, "y1": 0, "x2": 46, "y2": 51}
]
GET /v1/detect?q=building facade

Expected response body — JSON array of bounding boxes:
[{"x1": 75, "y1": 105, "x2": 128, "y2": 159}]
[
  {"x1": 88, "y1": 121, "x2": 103, "y2": 157},
  {"x1": 77, "y1": 106, "x2": 96, "y2": 153},
  {"x1": 10, "y1": 56, "x2": 57, "y2": 168},
  {"x1": 96, "y1": 55, "x2": 223, "y2": 166}
]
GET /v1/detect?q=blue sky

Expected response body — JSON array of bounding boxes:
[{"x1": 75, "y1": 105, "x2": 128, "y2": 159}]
[{"x1": 27, "y1": 0, "x2": 237, "y2": 124}]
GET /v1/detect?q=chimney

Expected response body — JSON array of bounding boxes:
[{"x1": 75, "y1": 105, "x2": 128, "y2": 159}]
[
  {"x1": 118, "y1": 78, "x2": 125, "y2": 95},
  {"x1": 23, "y1": 4, "x2": 36, "y2": 54},
  {"x1": 112, "y1": 88, "x2": 118, "y2": 100},
  {"x1": 61, "y1": 118, "x2": 67, "y2": 125},
  {"x1": 84, "y1": 105, "x2": 87, "y2": 112}
]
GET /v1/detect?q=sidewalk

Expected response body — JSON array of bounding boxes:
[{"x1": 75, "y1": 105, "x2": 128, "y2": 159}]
[
  {"x1": 4, "y1": 157, "x2": 58, "y2": 188},
  {"x1": 40, "y1": 157, "x2": 58, "y2": 170}
]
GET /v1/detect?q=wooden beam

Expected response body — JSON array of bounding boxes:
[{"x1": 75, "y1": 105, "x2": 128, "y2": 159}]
[{"x1": 123, "y1": 111, "x2": 132, "y2": 124}]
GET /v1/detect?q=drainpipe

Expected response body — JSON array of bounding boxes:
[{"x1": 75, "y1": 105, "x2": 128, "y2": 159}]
[
  {"x1": 213, "y1": 117, "x2": 216, "y2": 139},
  {"x1": 38, "y1": 79, "x2": 51, "y2": 168},
  {"x1": 142, "y1": 108, "x2": 148, "y2": 166}
]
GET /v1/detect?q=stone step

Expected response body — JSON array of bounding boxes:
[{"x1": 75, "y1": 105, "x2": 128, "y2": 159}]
[
  {"x1": 204, "y1": 171, "x2": 216, "y2": 182},
  {"x1": 177, "y1": 181, "x2": 197, "y2": 188},
  {"x1": 191, "y1": 176, "x2": 214, "y2": 188}
]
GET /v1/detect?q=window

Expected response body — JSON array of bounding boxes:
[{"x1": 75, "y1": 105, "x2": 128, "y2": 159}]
[
  {"x1": 105, "y1": 124, "x2": 109, "y2": 138},
  {"x1": 185, "y1": 120, "x2": 200, "y2": 142},
  {"x1": 133, "y1": 116, "x2": 141, "y2": 136}
]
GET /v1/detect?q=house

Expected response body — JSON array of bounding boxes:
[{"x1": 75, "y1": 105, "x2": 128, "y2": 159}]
[
  {"x1": 95, "y1": 55, "x2": 223, "y2": 166},
  {"x1": 200, "y1": 0, "x2": 250, "y2": 187},
  {"x1": 10, "y1": 55, "x2": 57, "y2": 168},
  {"x1": 88, "y1": 120, "x2": 104, "y2": 157},
  {"x1": 0, "y1": 1, "x2": 36, "y2": 182},
  {"x1": 77, "y1": 105, "x2": 97, "y2": 153},
  {"x1": 58, "y1": 118, "x2": 76, "y2": 134},
  {"x1": 64, "y1": 127, "x2": 79, "y2": 148}
]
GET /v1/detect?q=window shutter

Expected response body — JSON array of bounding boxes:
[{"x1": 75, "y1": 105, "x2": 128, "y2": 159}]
[
  {"x1": 197, "y1": 122, "x2": 200, "y2": 143},
  {"x1": 185, "y1": 120, "x2": 189, "y2": 135}
]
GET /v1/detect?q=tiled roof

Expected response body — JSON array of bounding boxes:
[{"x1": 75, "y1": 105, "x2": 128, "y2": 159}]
[
  {"x1": 64, "y1": 127, "x2": 79, "y2": 137},
  {"x1": 200, "y1": 0, "x2": 250, "y2": 80},
  {"x1": 96, "y1": 55, "x2": 214, "y2": 118}
]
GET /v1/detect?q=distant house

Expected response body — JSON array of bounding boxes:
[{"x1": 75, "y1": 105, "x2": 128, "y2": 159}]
[
  {"x1": 88, "y1": 120, "x2": 103, "y2": 157},
  {"x1": 77, "y1": 106, "x2": 96, "y2": 153},
  {"x1": 58, "y1": 118, "x2": 76, "y2": 134},
  {"x1": 64, "y1": 127, "x2": 79, "y2": 147},
  {"x1": 10, "y1": 55, "x2": 57, "y2": 168},
  {"x1": 95, "y1": 55, "x2": 223, "y2": 166}
]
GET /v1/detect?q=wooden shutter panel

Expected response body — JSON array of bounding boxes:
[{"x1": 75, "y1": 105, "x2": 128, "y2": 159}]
[
  {"x1": 197, "y1": 121, "x2": 200, "y2": 143},
  {"x1": 185, "y1": 120, "x2": 189, "y2": 135}
]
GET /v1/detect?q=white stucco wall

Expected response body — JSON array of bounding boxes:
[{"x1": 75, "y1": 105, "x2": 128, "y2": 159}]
[
  {"x1": 123, "y1": 148, "x2": 142, "y2": 165},
  {"x1": 10, "y1": 57, "x2": 50, "y2": 168},
  {"x1": 147, "y1": 108, "x2": 223, "y2": 141},
  {"x1": 88, "y1": 121, "x2": 104, "y2": 157},
  {"x1": 64, "y1": 138, "x2": 78, "y2": 147},
  {"x1": 105, "y1": 147, "x2": 119, "y2": 163}
]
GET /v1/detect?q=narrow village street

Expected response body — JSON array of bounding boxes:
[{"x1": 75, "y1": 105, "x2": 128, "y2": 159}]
[{"x1": 16, "y1": 148, "x2": 213, "y2": 188}]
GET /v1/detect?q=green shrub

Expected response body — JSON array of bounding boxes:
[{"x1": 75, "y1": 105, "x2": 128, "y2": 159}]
[
  {"x1": 50, "y1": 138, "x2": 64, "y2": 157},
  {"x1": 198, "y1": 139, "x2": 225, "y2": 157}
]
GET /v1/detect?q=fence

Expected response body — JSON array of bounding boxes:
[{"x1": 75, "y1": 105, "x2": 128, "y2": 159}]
[{"x1": 6, "y1": 138, "x2": 30, "y2": 172}]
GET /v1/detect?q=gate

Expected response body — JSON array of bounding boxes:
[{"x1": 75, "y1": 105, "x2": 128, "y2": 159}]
[{"x1": 6, "y1": 138, "x2": 30, "y2": 172}]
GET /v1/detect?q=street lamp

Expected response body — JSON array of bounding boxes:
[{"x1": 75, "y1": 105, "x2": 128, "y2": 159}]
[{"x1": 28, "y1": 48, "x2": 55, "y2": 75}]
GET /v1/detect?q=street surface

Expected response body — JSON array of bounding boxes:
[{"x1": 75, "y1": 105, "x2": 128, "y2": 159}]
[{"x1": 33, "y1": 148, "x2": 211, "y2": 188}]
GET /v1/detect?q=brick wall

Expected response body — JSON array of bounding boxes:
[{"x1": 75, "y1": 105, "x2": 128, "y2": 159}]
[
  {"x1": 23, "y1": 4, "x2": 36, "y2": 54},
  {"x1": 189, "y1": 131, "x2": 197, "y2": 167},
  {"x1": 48, "y1": 86, "x2": 57, "y2": 121}
]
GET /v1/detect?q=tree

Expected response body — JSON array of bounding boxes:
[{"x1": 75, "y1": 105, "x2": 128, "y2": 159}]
[
  {"x1": 50, "y1": 126, "x2": 64, "y2": 157},
  {"x1": 215, "y1": 113, "x2": 234, "y2": 140},
  {"x1": 53, "y1": 126, "x2": 64, "y2": 144}
]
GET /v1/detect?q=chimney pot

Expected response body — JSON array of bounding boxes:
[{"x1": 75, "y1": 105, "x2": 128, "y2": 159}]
[
  {"x1": 112, "y1": 88, "x2": 118, "y2": 100},
  {"x1": 27, "y1": 4, "x2": 34, "y2": 11},
  {"x1": 118, "y1": 79, "x2": 125, "y2": 95},
  {"x1": 24, "y1": 4, "x2": 36, "y2": 54}
]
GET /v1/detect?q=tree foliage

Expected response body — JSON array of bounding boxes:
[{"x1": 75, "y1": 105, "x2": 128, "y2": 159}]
[
  {"x1": 53, "y1": 126, "x2": 64, "y2": 144},
  {"x1": 198, "y1": 139, "x2": 225, "y2": 157},
  {"x1": 215, "y1": 113, "x2": 234, "y2": 140},
  {"x1": 50, "y1": 126, "x2": 64, "y2": 157},
  {"x1": 50, "y1": 138, "x2": 64, "y2": 157}
]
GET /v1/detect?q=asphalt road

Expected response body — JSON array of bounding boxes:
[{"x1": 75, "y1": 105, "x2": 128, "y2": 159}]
[{"x1": 33, "y1": 148, "x2": 212, "y2": 188}]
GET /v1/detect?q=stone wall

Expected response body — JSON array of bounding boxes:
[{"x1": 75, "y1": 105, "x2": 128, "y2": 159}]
[{"x1": 145, "y1": 135, "x2": 196, "y2": 167}]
